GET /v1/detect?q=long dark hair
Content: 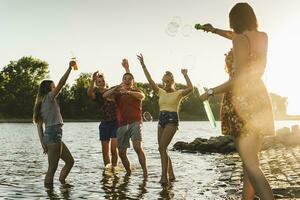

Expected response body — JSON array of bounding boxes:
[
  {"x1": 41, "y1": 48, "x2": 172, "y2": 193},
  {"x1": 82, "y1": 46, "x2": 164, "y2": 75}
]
[
  {"x1": 33, "y1": 80, "x2": 53, "y2": 123},
  {"x1": 229, "y1": 3, "x2": 258, "y2": 34}
]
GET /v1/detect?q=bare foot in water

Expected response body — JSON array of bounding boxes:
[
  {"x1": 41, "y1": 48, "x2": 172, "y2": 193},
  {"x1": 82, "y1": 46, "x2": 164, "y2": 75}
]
[
  {"x1": 125, "y1": 169, "x2": 131, "y2": 176},
  {"x1": 59, "y1": 179, "x2": 66, "y2": 184},
  {"x1": 159, "y1": 177, "x2": 168, "y2": 185},
  {"x1": 44, "y1": 182, "x2": 54, "y2": 188},
  {"x1": 169, "y1": 175, "x2": 176, "y2": 182},
  {"x1": 143, "y1": 171, "x2": 148, "y2": 180}
]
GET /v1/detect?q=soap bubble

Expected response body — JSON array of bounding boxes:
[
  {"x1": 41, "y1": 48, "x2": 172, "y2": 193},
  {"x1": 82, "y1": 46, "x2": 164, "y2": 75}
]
[
  {"x1": 143, "y1": 112, "x2": 153, "y2": 122},
  {"x1": 165, "y1": 16, "x2": 182, "y2": 37},
  {"x1": 181, "y1": 24, "x2": 193, "y2": 37}
]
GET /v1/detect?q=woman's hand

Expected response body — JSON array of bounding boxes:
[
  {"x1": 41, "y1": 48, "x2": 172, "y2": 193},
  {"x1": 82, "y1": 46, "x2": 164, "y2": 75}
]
[
  {"x1": 137, "y1": 54, "x2": 146, "y2": 67},
  {"x1": 202, "y1": 24, "x2": 216, "y2": 33},
  {"x1": 42, "y1": 143, "x2": 48, "y2": 154},
  {"x1": 92, "y1": 71, "x2": 98, "y2": 82},
  {"x1": 118, "y1": 83, "x2": 128, "y2": 94},
  {"x1": 181, "y1": 69, "x2": 188, "y2": 76},
  {"x1": 122, "y1": 59, "x2": 129, "y2": 69},
  {"x1": 69, "y1": 60, "x2": 77, "y2": 70}
]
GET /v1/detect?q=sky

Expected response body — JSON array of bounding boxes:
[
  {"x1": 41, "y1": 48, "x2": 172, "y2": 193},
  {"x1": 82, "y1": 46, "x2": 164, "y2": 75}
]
[{"x1": 1, "y1": 0, "x2": 300, "y2": 114}]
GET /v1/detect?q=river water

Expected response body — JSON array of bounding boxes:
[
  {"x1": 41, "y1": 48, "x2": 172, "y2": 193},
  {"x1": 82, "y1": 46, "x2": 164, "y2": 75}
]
[{"x1": 0, "y1": 121, "x2": 299, "y2": 199}]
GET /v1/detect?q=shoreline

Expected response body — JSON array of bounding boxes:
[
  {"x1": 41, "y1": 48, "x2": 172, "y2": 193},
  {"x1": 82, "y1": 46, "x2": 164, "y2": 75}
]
[{"x1": 213, "y1": 145, "x2": 300, "y2": 198}]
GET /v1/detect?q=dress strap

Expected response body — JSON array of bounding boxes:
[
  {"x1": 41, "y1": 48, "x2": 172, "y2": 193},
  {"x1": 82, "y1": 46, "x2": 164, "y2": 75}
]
[{"x1": 242, "y1": 34, "x2": 252, "y2": 56}]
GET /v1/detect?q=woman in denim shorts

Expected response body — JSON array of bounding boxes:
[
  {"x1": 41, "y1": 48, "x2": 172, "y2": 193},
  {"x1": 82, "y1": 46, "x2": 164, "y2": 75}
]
[
  {"x1": 137, "y1": 54, "x2": 193, "y2": 184},
  {"x1": 33, "y1": 61, "x2": 76, "y2": 188}
]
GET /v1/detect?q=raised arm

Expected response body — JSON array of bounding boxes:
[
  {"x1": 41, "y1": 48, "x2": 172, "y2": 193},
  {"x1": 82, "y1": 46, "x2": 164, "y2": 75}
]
[
  {"x1": 181, "y1": 69, "x2": 193, "y2": 96},
  {"x1": 37, "y1": 122, "x2": 47, "y2": 154},
  {"x1": 137, "y1": 54, "x2": 159, "y2": 94},
  {"x1": 122, "y1": 58, "x2": 130, "y2": 73},
  {"x1": 51, "y1": 61, "x2": 75, "y2": 98},
  {"x1": 87, "y1": 71, "x2": 98, "y2": 100},
  {"x1": 103, "y1": 85, "x2": 119, "y2": 98},
  {"x1": 200, "y1": 24, "x2": 235, "y2": 40},
  {"x1": 123, "y1": 89, "x2": 145, "y2": 100}
]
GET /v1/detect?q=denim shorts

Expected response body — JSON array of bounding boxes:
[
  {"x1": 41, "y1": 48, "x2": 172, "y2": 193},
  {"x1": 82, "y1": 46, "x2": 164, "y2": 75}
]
[
  {"x1": 99, "y1": 120, "x2": 118, "y2": 141},
  {"x1": 43, "y1": 124, "x2": 63, "y2": 144},
  {"x1": 158, "y1": 111, "x2": 179, "y2": 128},
  {"x1": 116, "y1": 122, "x2": 142, "y2": 149}
]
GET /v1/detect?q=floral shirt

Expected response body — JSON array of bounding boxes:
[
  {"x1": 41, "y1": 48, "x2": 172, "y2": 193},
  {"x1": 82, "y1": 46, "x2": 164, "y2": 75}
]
[{"x1": 94, "y1": 89, "x2": 117, "y2": 122}]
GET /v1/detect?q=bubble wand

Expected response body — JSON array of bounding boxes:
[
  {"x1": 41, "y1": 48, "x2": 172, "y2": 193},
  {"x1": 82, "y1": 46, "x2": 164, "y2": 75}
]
[
  {"x1": 197, "y1": 83, "x2": 217, "y2": 128},
  {"x1": 194, "y1": 23, "x2": 204, "y2": 30}
]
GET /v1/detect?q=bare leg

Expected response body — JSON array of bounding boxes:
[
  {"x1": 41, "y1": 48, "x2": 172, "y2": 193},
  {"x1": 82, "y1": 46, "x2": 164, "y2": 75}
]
[
  {"x1": 158, "y1": 125, "x2": 177, "y2": 184},
  {"x1": 101, "y1": 140, "x2": 110, "y2": 166},
  {"x1": 241, "y1": 138, "x2": 262, "y2": 199},
  {"x1": 235, "y1": 134, "x2": 274, "y2": 200},
  {"x1": 168, "y1": 156, "x2": 175, "y2": 181},
  {"x1": 133, "y1": 140, "x2": 148, "y2": 178},
  {"x1": 242, "y1": 164, "x2": 255, "y2": 200},
  {"x1": 45, "y1": 142, "x2": 61, "y2": 187},
  {"x1": 110, "y1": 138, "x2": 118, "y2": 167},
  {"x1": 118, "y1": 148, "x2": 131, "y2": 174},
  {"x1": 59, "y1": 142, "x2": 74, "y2": 184}
]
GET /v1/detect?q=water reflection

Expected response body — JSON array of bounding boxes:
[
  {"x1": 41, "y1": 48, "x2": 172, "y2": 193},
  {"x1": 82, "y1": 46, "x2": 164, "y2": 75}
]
[
  {"x1": 0, "y1": 122, "x2": 227, "y2": 199},
  {"x1": 159, "y1": 183, "x2": 175, "y2": 199},
  {"x1": 46, "y1": 183, "x2": 73, "y2": 199},
  {"x1": 100, "y1": 168, "x2": 148, "y2": 199}
]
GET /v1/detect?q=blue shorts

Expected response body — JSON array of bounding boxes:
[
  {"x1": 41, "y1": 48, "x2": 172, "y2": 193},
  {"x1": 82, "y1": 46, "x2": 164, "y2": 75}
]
[
  {"x1": 158, "y1": 111, "x2": 179, "y2": 128},
  {"x1": 43, "y1": 124, "x2": 63, "y2": 144},
  {"x1": 99, "y1": 120, "x2": 118, "y2": 141}
]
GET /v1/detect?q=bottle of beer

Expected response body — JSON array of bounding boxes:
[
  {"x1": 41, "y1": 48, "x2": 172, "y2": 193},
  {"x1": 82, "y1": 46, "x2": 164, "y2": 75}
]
[{"x1": 71, "y1": 57, "x2": 78, "y2": 70}]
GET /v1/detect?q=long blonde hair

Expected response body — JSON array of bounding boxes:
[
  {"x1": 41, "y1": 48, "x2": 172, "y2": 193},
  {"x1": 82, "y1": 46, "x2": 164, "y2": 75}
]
[{"x1": 33, "y1": 80, "x2": 53, "y2": 124}]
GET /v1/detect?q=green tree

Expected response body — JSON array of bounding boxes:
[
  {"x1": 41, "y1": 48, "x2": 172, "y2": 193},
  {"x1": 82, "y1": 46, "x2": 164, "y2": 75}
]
[
  {"x1": 68, "y1": 73, "x2": 100, "y2": 119},
  {"x1": 0, "y1": 57, "x2": 290, "y2": 121},
  {"x1": 137, "y1": 82, "x2": 159, "y2": 119},
  {"x1": 0, "y1": 57, "x2": 48, "y2": 118}
]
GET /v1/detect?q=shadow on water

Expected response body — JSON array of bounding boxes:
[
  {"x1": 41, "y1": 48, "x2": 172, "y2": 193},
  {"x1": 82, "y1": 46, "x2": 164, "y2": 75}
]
[{"x1": 100, "y1": 168, "x2": 148, "y2": 199}]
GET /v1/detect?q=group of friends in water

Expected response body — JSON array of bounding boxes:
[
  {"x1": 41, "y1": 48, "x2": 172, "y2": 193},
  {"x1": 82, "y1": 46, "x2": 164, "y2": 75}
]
[{"x1": 33, "y1": 3, "x2": 276, "y2": 199}]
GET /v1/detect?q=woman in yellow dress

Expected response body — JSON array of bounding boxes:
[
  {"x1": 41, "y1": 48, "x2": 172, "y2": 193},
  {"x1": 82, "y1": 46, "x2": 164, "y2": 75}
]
[{"x1": 200, "y1": 3, "x2": 275, "y2": 199}]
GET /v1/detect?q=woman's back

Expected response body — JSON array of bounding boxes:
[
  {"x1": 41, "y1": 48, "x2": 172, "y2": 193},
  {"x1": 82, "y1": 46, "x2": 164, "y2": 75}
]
[{"x1": 233, "y1": 31, "x2": 268, "y2": 79}]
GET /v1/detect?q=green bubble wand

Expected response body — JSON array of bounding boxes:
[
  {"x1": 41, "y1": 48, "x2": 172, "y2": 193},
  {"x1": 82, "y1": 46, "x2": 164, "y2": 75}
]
[{"x1": 197, "y1": 83, "x2": 217, "y2": 128}]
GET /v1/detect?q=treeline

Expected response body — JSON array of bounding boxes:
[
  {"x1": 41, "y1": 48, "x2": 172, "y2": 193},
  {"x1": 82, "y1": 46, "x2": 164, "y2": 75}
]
[{"x1": 0, "y1": 57, "x2": 288, "y2": 120}]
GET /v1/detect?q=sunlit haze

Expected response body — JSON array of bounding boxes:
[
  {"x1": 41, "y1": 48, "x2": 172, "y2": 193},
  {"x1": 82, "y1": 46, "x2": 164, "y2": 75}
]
[{"x1": 1, "y1": 0, "x2": 299, "y2": 114}]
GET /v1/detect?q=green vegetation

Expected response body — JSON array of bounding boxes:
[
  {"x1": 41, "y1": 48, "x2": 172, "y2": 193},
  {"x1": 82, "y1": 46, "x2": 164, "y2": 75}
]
[{"x1": 0, "y1": 57, "x2": 290, "y2": 121}]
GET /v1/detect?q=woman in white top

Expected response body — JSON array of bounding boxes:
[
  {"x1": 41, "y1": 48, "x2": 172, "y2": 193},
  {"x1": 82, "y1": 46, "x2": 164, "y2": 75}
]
[
  {"x1": 33, "y1": 61, "x2": 76, "y2": 188},
  {"x1": 137, "y1": 54, "x2": 193, "y2": 184}
]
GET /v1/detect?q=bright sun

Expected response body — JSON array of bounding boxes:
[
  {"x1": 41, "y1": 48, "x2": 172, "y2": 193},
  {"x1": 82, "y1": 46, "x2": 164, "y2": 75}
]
[{"x1": 265, "y1": 25, "x2": 300, "y2": 115}]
